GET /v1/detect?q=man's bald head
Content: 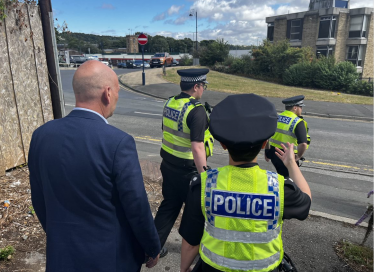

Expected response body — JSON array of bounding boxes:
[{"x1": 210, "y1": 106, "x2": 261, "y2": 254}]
[{"x1": 73, "y1": 60, "x2": 118, "y2": 102}]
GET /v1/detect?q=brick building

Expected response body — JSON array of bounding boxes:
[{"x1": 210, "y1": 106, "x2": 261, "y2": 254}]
[
  {"x1": 266, "y1": 0, "x2": 373, "y2": 78},
  {"x1": 126, "y1": 35, "x2": 139, "y2": 53}
]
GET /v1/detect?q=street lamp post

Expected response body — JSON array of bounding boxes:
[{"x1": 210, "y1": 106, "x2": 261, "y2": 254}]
[{"x1": 189, "y1": 9, "x2": 198, "y2": 65}]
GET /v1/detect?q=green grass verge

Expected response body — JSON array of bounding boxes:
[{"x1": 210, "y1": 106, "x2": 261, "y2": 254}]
[
  {"x1": 164, "y1": 67, "x2": 373, "y2": 105},
  {"x1": 335, "y1": 240, "x2": 373, "y2": 272}
]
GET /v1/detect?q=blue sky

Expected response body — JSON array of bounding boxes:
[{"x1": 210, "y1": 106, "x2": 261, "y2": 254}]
[{"x1": 51, "y1": 0, "x2": 372, "y2": 45}]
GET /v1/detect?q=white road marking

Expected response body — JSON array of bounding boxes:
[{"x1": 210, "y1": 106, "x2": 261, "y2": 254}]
[
  {"x1": 134, "y1": 111, "x2": 162, "y2": 116},
  {"x1": 65, "y1": 104, "x2": 75, "y2": 107}
]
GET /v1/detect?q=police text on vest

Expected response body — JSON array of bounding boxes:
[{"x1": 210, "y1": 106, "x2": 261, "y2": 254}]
[
  {"x1": 211, "y1": 190, "x2": 276, "y2": 220},
  {"x1": 163, "y1": 107, "x2": 180, "y2": 122},
  {"x1": 278, "y1": 116, "x2": 291, "y2": 125}
]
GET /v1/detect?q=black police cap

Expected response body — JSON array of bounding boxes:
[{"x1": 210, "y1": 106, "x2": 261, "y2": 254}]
[
  {"x1": 209, "y1": 94, "x2": 278, "y2": 149},
  {"x1": 282, "y1": 95, "x2": 305, "y2": 107},
  {"x1": 177, "y1": 68, "x2": 209, "y2": 84}
]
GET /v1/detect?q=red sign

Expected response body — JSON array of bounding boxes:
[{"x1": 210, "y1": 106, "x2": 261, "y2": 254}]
[{"x1": 138, "y1": 33, "x2": 148, "y2": 45}]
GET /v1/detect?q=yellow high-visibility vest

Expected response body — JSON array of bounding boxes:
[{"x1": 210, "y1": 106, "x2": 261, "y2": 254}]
[
  {"x1": 200, "y1": 166, "x2": 284, "y2": 272},
  {"x1": 269, "y1": 110, "x2": 303, "y2": 154},
  {"x1": 161, "y1": 96, "x2": 214, "y2": 160}
]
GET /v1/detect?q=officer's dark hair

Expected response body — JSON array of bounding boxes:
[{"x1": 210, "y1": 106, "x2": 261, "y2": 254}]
[
  {"x1": 180, "y1": 82, "x2": 201, "y2": 91},
  {"x1": 285, "y1": 105, "x2": 295, "y2": 111},
  {"x1": 227, "y1": 143, "x2": 263, "y2": 162}
]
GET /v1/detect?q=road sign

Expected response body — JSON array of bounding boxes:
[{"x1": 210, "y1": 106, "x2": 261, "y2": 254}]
[{"x1": 138, "y1": 33, "x2": 148, "y2": 45}]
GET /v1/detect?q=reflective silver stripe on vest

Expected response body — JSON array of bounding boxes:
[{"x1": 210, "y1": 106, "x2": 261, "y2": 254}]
[
  {"x1": 269, "y1": 139, "x2": 297, "y2": 150},
  {"x1": 163, "y1": 125, "x2": 190, "y2": 139},
  {"x1": 205, "y1": 223, "x2": 280, "y2": 244},
  {"x1": 275, "y1": 128, "x2": 296, "y2": 138},
  {"x1": 201, "y1": 244, "x2": 280, "y2": 271},
  {"x1": 162, "y1": 139, "x2": 191, "y2": 152}
]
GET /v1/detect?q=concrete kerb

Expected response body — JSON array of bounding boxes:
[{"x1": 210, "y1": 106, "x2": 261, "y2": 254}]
[{"x1": 118, "y1": 77, "x2": 374, "y2": 122}]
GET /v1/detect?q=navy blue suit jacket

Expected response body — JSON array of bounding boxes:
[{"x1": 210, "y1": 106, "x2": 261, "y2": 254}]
[{"x1": 28, "y1": 110, "x2": 160, "y2": 272}]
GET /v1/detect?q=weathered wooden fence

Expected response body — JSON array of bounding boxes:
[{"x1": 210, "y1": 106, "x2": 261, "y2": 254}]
[{"x1": 0, "y1": 3, "x2": 53, "y2": 176}]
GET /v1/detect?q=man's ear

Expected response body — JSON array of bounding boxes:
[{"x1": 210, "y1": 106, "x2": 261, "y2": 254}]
[
  {"x1": 220, "y1": 142, "x2": 227, "y2": 150},
  {"x1": 261, "y1": 140, "x2": 268, "y2": 149},
  {"x1": 102, "y1": 86, "x2": 111, "y2": 105}
]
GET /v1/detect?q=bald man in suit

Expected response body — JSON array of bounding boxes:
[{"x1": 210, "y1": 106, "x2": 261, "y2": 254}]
[{"x1": 28, "y1": 60, "x2": 160, "y2": 272}]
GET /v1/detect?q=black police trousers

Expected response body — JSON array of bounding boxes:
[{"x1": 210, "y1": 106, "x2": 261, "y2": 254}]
[{"x1": 154, "y1": 161, "x2": 197, "y2": 248}]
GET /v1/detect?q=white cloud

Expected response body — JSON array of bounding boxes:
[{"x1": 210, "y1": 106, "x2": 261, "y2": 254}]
[
  {"x1": 168, "y1": 5, "x2": 184, "y2": 15},
  {"x1": 350, "y1": 0, "x2": 374, "y2": 8},
  {"x1": 152, "y1": 0, "x2": 374, "y2": 45},
  {"x1": 153, "y1": 13, "x2": 166, "y2": 21}
]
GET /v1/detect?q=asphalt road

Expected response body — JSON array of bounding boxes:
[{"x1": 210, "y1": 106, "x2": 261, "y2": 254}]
[{"x1": 61, "y1": 68, "x2": 373, "y2": 221}]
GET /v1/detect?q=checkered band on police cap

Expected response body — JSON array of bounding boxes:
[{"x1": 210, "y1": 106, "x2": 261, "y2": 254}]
[
  {"x1": 177, "y1": 68, "x2": 209, "y2": 84},
  {"x1": 282, "y1": 95, "x2": 305, "y2": 107},
  {"x1": 180, "y1": 75, "x2": 207, "y2": 83}
]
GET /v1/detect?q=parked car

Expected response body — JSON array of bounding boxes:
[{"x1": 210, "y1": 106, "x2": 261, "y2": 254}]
[
  {"x1": 117, "y1": 62, "x2": 127, "y2": 68},
  {"x1": 133, "y1": 60, "x2": 143, "y2": 68},
  {"x1": 100, "y1": 60, "x2": 109, "y2": 66},
  {"x1": 172, "y1": 59, "x2": 179, "y2": 66},
  {"x1": 70, "y1": 55, "x2": 87, "y2": 65},
  {"x1": 126, "y1": 60, "x2": 134, "y2": 68},
  {"x1": 144, "y1": 60, "x2": 150, "y2": 68},
  {"x1": 150, "y1": 52, "x2": 173, "y2": 68}
]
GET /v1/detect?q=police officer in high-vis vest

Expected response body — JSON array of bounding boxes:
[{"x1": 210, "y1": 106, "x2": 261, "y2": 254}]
[
  {"x1": 265, "y1": 95, "x2": 310, "y2": 178},
  {"x1": 154, "y1": 68, "x2": 214, "y2": 257},
  {"x1": 178, "y1": 94, "x2": 312, "y2": 272}
]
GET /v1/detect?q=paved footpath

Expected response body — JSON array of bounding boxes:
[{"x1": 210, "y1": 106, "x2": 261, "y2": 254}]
[
  {"x1": 119, "y1": 68, "x2": 373, "y2": 121},
  {"x1": 117, "y1": 68, "x2": 373, "y2": 271}
]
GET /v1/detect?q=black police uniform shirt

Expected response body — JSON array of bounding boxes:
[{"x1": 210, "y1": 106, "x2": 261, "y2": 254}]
[
  {"x1": 161, "y1": 92, "x2": 209, "y2": 169},
  {"x1": 179, "y1": 163, "x2": 311, "y2": 272}
]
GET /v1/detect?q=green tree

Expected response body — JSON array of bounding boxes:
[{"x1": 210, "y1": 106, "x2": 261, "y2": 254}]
[
  {"x1": 150, "y1": 35, "x2": 169, "y2": 52},
  {"x1": 199, "y1": 38, "x2": 230, "y2": 66},
  {"x1": 200, "y1": 40, "x2": 215, "y2": 47}
]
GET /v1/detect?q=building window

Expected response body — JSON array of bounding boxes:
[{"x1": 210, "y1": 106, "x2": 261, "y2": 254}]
[
  {"x1": 290, "y1": 19, "x2": 302, "y2": 40},
  {"x1": 335, "y1": 0, "x2": 348, "y2": 8},
  {"x1": 346, "y1": 45, "x2": 363, "y2": 66},
  {"x1": 267, "y1": 22, "x2": 274, "y2": 41},
  {"x1": 349, "y1": 15, "x2": 367, "y2": 38},
  {"x1": 316, "y1": 46, "x2": 334, "y2": 57},
  {"x1": 318, "y1": 16, "x2": 336, "y2": 38}
]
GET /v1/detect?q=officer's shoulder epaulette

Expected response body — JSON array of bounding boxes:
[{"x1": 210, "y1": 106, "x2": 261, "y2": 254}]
[
  {"x1": 189, "y1": 174, "x2": 201, "y2": 190},
  {"x1": 189, "y1": 98, "x2": 202, "y2": 106}
]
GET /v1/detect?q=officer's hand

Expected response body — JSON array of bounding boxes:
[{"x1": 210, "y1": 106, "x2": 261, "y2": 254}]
[
  {"x1": 275, "y1": 143, "x2": 296, "y2": 168},
  {"x1": 180, "y1": 268, "x2": 192, "y2": 272},
  {"x1": 146, "y1": 254, "x2": 160, "y2": 268},
  {"x1": 295, "y1": 154, "x2": 301, "y2": 161}
]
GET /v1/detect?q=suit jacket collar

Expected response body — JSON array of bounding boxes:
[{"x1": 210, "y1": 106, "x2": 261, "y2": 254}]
[{"x1": 67, "y1": 109, "x2": 108, "y2": 124}]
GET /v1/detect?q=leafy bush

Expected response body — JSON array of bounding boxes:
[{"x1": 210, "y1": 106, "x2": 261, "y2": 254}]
[
  {"x1": 179, "y1": 54, "x2": 192, "y2": 66},
  {"x1": 0, "y1": 245, "x2": 14, "y2": 261},
  {"x1": 331, "y1": 61, "x2": 359, "y2": 92},
  {"x1": 283, "y1": 61, "x2": 314, "y2": 87},
  {"x1": 348, "y1": 80, "x2": 373, "y2": 96},
  {"x1": 251, "y1": 40, "x2": 313, "y2": 80},
  {"x1": 313, "y1": 56, "x2": 336, "y2": 90}
]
